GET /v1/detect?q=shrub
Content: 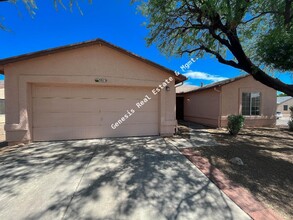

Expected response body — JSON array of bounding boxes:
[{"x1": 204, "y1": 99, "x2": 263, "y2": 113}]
[
  {"x1": 288, "y1": 106, "x2": 293, "y2": 131},
  {"x1": 227, "y1": 115, "x2": 245, "y2": 136}
]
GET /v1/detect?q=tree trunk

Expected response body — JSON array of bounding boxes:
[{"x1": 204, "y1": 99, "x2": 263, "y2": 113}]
[
  {"x1": 224, "y1": 29, "x2": 293, "y2": 96},
  {"x1": 242, "y1": 63, "x2": 293, "y2": 96},
  {"x1": 284, "y1": 0, "x2": 292, "y2": 29},
  {"x1": 253, "y1": 71, "x2": 293, "y2": 96}
]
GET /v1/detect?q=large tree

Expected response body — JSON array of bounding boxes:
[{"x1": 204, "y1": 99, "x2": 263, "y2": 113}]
[
  {"x1": 0, "y1": 0, "x2": 85, "y2": 9},
  {"x1": 134, "y1": 0, "x2": 293, "y2": 96},
  {"x1": 0, "y1": 0, "x2": 89, "y2": 29}
]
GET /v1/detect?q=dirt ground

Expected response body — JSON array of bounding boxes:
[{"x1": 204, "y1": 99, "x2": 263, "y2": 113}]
[{"x1": 178, "y1": 125, "x2": 293, "y2": 220}]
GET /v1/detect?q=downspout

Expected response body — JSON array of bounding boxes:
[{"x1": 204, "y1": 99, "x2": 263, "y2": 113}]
[{"x1": 214, "y1": 86, "x2": 222, "y2": 127}]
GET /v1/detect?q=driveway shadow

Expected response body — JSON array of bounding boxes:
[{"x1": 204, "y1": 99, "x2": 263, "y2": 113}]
[{"x1": 0, "y1": 137, "x2": 249, "y2": 220}]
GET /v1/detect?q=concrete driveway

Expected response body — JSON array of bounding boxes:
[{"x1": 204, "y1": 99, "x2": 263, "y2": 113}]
[{"x1": 0, "y1": 137, "x2": 250, "y2": 220}]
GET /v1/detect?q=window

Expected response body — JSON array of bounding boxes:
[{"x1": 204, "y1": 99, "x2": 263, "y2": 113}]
[
  {"x1": 284, "y1": 105, "x2": 288, "y2": 111},
  {"x1": 242, "y1": 92, "x2": 261, "y2": 116}
]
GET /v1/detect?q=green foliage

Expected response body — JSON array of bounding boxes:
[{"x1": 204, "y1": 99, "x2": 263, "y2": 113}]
[
  {"x1": 257, "y1": 28, "x2": 293, "y2": 72},
  {"x1": 0, "y1": 0, "x2": 92, "y2": 30},
  {"x1": 227, "y1": 115, "x2": 245, "y2": 136},
  {"x1": 278, "y1": 92, "x2": 289, "y2": 97},
  {"x1": 134, "y1": 1, "x2": 266, "y2": 59},
  {"x1": 289, "y1": 106, "x2": 293, "y2": 131},
  {"x1": 133, "y1": 0, "x2": 293, "y2": 79}
]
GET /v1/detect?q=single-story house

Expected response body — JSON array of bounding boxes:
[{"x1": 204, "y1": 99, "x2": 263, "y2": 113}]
[
  {"x1": 277, "y1": 96, "x2": 293, "y2": 116},
  {"x1": 0, "y1": 39, "x2": 185, "y2": 144},
  {"x1": 176, "y1": 74, "x2": 276, "y2": 128}
]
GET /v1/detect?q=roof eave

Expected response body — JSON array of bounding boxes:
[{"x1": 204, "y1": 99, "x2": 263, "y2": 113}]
[
  {"x1": 186, "y1": 85, "x2": 222, "y2": 94},
  {"x1": 175, "y1": 75, "x2": 187, "y2": 84},
  {"x1": 278, "y1": 98, "x2": 293, "y2": 104},
  {"x1": 0, "y1": 39, "x2": 186, "y2": 82},
  {"x1": 184, "y1": 74, "x2": 250, "y2": 94}
]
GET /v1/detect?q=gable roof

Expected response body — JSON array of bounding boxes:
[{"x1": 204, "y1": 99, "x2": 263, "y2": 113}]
[
  {"x1": 277, "y1": 96, "x2": 293, "y2": 104},
  {"x1": 176, "y1": 84, "x2": 198, "y2": 94},
  {"x1": 0, "y1": 38, "x2": 186, "y2": 84},
  {"x1": 184, "y1": 74, "x2": 250, "y2": 94}
]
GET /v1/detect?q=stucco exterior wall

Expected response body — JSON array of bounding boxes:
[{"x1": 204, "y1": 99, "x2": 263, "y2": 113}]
[
  {"x1": 4, "y1": 44, "x2": 177, "y2": 143},
  {"x1": 183, "y1": 89, "x2": 221, "y2": 127},
  {"x1": 277, "y1": 98, "x2": 293, "y2": 116},
  {"x1": 220, "y1": 75, "x2": 276, "y2": 127}
]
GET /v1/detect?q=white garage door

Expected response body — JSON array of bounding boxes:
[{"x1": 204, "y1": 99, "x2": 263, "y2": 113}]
[{"x1": 32, "y1": 84, "x2": 159, "y2": 141}]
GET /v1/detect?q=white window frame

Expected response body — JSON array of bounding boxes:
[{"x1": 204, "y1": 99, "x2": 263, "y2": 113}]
[{"x1": 241, "y1": 92, "x2": 261, "y2": 116}]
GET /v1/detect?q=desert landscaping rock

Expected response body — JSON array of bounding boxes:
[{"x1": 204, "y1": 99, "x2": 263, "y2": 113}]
[{"x1": 229, "y1": 157, "x2": 244, "y2": 166}]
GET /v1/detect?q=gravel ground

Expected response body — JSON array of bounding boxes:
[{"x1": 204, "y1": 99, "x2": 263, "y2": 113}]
[{"x1": 178, "y1": 123, "x2": 293, "y2": 220}]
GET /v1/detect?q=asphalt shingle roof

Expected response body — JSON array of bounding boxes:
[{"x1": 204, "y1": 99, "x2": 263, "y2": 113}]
[
  {"x1": 183, "y1": 74, "x2": 250, "y2": 94},
  {"x1": 176, "y1": 85, "x2": 199, "y2": 94},
  {"x1": 277, "y1": 96, "x2": 293, "y2": 104}
]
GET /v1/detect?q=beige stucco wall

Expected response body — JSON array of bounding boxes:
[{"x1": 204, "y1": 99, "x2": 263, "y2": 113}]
[
  {"x1": 181, "y1": 75, "x2": 276, "y2": 128},
  {"x1": 277, "y1": 98, "x2": 293, "y2": 116},
  {"x1": 183, "y1": 88, "x2": 221, "y2": 127},
  {"x1": 220, "y1": 75, "x2": 276, "y2": 127},
  {"x1": 4, "y1": 44, "x2": 177, "y2": 143}
]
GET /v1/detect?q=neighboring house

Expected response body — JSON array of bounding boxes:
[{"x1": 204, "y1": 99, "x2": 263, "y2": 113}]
[
  {"x1": 176, "y1": 75, "x2": 276, "y2": 128},
  {"x1": 0, "y1": 81, "x2": 4, "y2": 114},
  {"x1": 0, "y1": 39, "x2": 185, "y2": 144},
  {"x1": 277, "y1": 96, "x2": 293, "y2": 116}
]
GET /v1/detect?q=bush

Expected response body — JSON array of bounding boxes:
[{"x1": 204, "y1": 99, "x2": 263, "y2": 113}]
[
  {"x1": 288, "y1": 106, "x2": 293, "y2": 131},
  {"x1": 227, "y1": 115, "x2": 245, "y2": 136}
]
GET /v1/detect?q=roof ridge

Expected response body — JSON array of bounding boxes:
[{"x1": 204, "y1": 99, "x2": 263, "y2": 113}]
[
  {"x1": 0, "y1": 38, "x2": 186, "y2": 83},
  {"x1": 184, "y1": 74, "x2": 250, "y2": 94}
]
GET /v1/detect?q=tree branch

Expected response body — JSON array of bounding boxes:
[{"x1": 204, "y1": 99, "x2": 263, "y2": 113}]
[
  {"x1": 208, "y1": 27, "x2": 233, "y2": 50},
  {"x1": 284, "y1": 0, "x2": 293, "y2": 29},
  {"x1": 180, "y1": 47, "x2": 202, "y2": 56},
  {"x1": 200, "y1": 45, "x2": 241, "y2": 68},
  {"x1": 242, "y1": 11, "x2": 281, "y2": 24}
]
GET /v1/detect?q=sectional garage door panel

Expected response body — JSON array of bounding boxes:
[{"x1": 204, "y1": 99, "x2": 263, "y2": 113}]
[
  {"x1": 33, "y1": 112, "x2": 158, "y2": 128},
  {"x1": 33, "y1": 124, "x2": 158, "y2": 142},
  {"x1": 32, "y1": 85, "x2": 159, "y2": 141}
]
